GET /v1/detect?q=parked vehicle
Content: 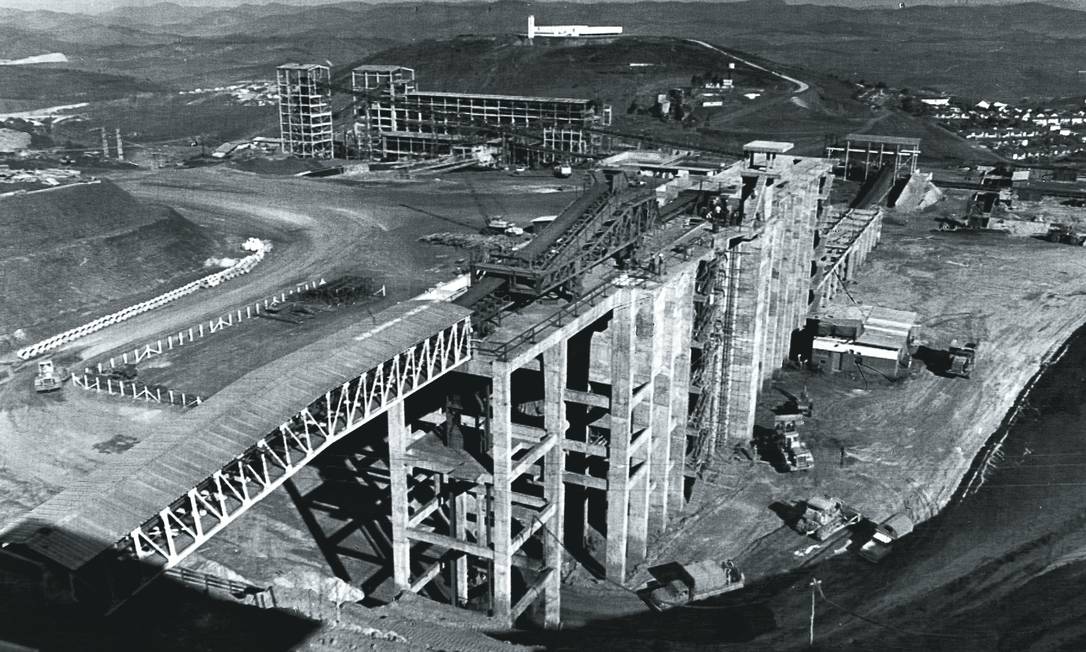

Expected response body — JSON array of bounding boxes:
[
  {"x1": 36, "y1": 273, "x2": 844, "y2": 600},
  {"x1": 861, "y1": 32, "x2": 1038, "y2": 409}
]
[
  {"x1": 857, "y1": 512, "x2": 914, "y2": 563},
  {"x1": 645, "y1": 560, "x2": 744, "y2": 611}
]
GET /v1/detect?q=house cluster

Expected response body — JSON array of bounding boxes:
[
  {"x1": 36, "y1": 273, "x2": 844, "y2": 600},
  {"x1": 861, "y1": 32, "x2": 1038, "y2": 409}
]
[
  {"x1": 0, "y1": 165, "x2": 87, "y2": 194},
  {"x1": 924, "y1": 97, "x2": 1086, "y2": 161},
  {"x1": 179, "y1": 81, "x2": 278, "y2": 107}
]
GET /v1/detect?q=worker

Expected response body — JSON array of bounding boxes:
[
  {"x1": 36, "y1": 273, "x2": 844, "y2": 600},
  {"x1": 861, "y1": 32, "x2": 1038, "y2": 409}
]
[{"x1": 657, "y1": 253, "x2": 666, "y2": 275}]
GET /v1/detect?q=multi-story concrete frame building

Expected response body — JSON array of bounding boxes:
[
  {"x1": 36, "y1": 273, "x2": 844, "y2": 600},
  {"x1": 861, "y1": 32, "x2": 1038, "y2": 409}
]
[
  {"x1": 277, "y1": 63, "x2": 334, "y2": 160},
  {"x1": 352, "y1": 65, "x2": 602, "y2": 161}
]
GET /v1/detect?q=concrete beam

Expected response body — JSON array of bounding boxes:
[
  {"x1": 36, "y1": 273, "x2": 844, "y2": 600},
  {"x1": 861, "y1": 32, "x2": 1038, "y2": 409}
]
[
  {"x1": 565, "y1": 388, "x2": 609, "y2": 409},
  {"x1": 564, "y1": 471, "x2": 608, "y2": 491},
  {"x1": 406, "y1": 527, "x2": 494, "y2": 560}
]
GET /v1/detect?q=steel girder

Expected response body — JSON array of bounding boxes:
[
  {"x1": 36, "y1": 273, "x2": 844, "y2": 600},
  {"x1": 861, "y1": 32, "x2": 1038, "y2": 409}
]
[
  {"x1": 101, "y1": 316, "x2": 472, "y2": 608},
  {"x1": 477, "y1": 192, "x2": 658, "y2": 297}
]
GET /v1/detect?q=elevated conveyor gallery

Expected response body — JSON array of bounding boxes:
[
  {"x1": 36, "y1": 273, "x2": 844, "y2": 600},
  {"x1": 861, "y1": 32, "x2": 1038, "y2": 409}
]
[{"x1": 0, "y1": 301, "x2": 472, "y2": 611}]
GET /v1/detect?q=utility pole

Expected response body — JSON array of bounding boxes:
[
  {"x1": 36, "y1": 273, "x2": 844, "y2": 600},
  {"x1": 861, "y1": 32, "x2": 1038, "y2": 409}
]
[{"x1": 809, "y1": 577, "x2": 822, "y2": 647}]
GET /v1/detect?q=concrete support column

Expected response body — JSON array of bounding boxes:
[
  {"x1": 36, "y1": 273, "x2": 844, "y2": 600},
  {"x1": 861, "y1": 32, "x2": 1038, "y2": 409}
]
[
  {"x1": 627, "y1": 289, "x2": 656, "y2": 567},
  {"x1": 490, "y1": 362, "x2": 514, "y2": 626},
  {"x1": 668, "y1": 269, "x2": 696, "y2": 517},
  {"x1": 650, "y1": 272, "x2": 686, "y2": 532},
  {"x1": 451, "y1": 490, "x2": 470, "y2": 606},
  {"x1": 723, "y1": 237, "x2": 766, "y2": 447},
  {"x1": 605, "y1": 292, "x2": 635, "y2": 581},
  {"x1": 541, "y1": 344, "x2": 567, "y2": 629},
  {"x1": 388, "y1": 400, "x2": 411, "y2": 590}
]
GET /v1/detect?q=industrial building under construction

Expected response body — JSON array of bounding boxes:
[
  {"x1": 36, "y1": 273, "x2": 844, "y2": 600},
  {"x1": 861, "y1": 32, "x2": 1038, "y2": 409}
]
[
  {"x1": 275, "y1": 62, "x2": 610, "y2": 162},
  {"x1": 351, "y1": 65, "x2": 610, "y2": 161},
  {"x1": 0, "y1": 138, "x2": 878, "y2": 632}
]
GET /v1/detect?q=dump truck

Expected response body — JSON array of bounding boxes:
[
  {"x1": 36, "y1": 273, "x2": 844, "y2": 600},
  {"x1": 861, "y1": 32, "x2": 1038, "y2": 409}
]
[
  {"x1": 769, "y1": 414, "x2": 814, "y2": 471},
  {"x1": 33, "y1": 360, "x2": 69, "y2": 393},
  {"x1": 946, "y1": 341, "x2": 977, "y2": 378},
  {"x1": 781, "y1": 431, "x2": 814, "y2": 471},
  {"x1": 645, "y1": 560, "x2": 745, "y2": 612},
  {"x1": 857, "y1": 512, "x2": 914, "y2": 563},
  {"x1": 795, "y1": 495, "x2": 862, "y2": 541}
]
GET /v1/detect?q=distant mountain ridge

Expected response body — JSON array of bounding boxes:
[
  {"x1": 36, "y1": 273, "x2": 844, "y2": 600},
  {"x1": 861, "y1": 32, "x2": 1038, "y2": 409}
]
[
  {"x1": 0, "y1": 0, "x2": 1083, "y2": 14},
  {"x1": 0, "y1": 0, "x2": 1082, "y2": 97}
]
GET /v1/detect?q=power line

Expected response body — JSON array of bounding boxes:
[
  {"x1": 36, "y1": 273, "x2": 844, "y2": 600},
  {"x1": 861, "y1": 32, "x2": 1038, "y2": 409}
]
[{"x1": 815, "y1": 581, "x2": 984, "y2": 642}]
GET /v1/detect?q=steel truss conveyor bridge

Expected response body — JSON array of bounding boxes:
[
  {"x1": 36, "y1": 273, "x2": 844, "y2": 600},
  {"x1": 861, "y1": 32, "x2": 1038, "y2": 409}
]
[
  {"x1": 0, "y1": 302, "x2": 472, "y2": 612},
  {"x1": 456, "y1": 170, "x2": 679, "y2": 331}
]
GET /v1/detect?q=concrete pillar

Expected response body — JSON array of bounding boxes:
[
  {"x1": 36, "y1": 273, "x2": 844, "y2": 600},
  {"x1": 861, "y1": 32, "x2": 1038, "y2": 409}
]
[
  {"x1": 388, "y1": 401, "x2": 411, "y2": 590},
  {"x1": 490, "y1": 362, "x2": 514, "y2": 625},
  {"x1": 723, "y1": 237, "x2": 765, "y2": 447},
  {"x1": 668, "y1": 268, "x2": 695, "y2": 517},
  {"x1": 541, "y1": 344, "x2": 567, "y2": 629},
  {"x1": 605, "y1": 292, "x2": 635, "y2": 581},
  {"x1": 650, "y1": 271, "x2": 687, "y2": 532},
  {"x1": 627, "y1": 289, "x2": 656, "y2": 567},
  {"x1": 451, "y1": 490, "x2": 470, "y2": 606}
]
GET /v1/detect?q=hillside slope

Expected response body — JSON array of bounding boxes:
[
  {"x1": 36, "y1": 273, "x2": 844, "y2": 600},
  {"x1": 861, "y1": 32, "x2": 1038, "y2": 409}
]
[{"x1": 0, "y1": 180, "x2": 218, "y2": 348}]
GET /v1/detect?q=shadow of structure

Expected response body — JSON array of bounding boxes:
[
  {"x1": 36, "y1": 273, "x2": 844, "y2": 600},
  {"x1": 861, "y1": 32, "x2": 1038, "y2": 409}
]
[
  {"x1": 913, "y1": 345, "x2": 953, "y2": 377},
  {"x1": 0, "y1": 527, "x2": 318, "y2": 651}
]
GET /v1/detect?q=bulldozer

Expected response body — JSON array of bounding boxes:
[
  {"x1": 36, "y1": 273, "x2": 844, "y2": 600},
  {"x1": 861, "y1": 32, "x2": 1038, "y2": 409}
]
[
  {"x1": 33, "y1": 359, "x2": 69, "y2": 393},
  {"x1": 1045, "y1": 223, "x2": 1086, "y2": 246},
  {"x1": 946, "y1": 340, "x2": 977, "y2": 378}
]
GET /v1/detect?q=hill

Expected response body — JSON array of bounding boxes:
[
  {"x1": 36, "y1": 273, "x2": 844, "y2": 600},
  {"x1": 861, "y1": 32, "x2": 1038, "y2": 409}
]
[
  {"x1": 1, "y1": 1, "x2": 1083, "y2": 97},
  {"x1": 0, "y1": 66, "x2": 165, "y2": 107},
  {"x1": 0, "y1": 180, "x2": 219, "y2": 347},
  {"x1": 364, "y1": 35, "x2": 788, "y2": 107}
]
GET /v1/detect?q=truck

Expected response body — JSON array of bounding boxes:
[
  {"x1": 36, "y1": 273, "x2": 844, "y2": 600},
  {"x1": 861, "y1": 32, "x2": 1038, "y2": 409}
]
[
  {"x1": 781, "y1": 431, "x2": 814, "y2": 471},
  {"x1": 768, "y1": 414, "x2": 814, "y2": 471},
  {"x1": 553, "y1": 164, "x2": 573, "y2": 178},
  {"x1": 857, "y1": 512, "x2": 914, "y2": 563},
  {"x1": 645, "y1": 560, "x2": 745, "y2": 612},
  {"x1": 795, "y1": 495, "x2": 862, "y2": 541},
  {"x1": 946, "y1": 340, "x2": 977, "y2": 378},
  {"x1": 33, "y1": 360, "x2": 69, "y2": 393}
]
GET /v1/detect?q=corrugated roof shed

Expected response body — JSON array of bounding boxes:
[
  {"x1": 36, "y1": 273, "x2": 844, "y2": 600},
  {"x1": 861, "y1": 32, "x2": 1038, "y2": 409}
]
[
  {"x1": 856, "y1": 306, "x2": 917, "y2": 350},
  {"x1": 1, "y1": 301, "x2": 470, "y2": 571}
]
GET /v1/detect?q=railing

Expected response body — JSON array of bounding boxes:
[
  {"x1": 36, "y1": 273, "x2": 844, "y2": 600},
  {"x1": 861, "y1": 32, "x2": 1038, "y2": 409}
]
[
  {"x1": 72, "y1": 371, "x2": 203, "y2": 408},
  {"x1": 90, "y1": 278, "x2": 327, "y2": 372}
]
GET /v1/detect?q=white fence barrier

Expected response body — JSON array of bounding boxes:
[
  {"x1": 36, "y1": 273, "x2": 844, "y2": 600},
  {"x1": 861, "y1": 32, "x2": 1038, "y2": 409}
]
[
  {"x1": 92, "y1": 278, "x2": 327, "y2": 371},
  {"x1": 16, "y1": 240, "x2": 270, "y2": 361},
  {"x1": 72, "y1": 371, "x2": 203, "y2": 409}
]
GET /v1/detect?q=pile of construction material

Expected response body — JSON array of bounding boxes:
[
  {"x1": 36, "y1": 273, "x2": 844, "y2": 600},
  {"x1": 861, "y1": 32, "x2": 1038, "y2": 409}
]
[{"x1": 419, "y1": 232, "x2": 524, "y2": 252}]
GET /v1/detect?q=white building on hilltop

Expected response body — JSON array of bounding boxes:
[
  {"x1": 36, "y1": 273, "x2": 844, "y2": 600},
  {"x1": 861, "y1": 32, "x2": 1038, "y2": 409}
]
[{"x1": 527, "y1": 15, "x2": 622, "y2": 41}]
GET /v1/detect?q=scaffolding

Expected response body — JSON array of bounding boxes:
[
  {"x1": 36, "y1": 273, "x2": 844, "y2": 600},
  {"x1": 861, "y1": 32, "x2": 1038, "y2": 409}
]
[
  {"x1": 352, "y1": 65, "x2": 599, "y2": 161},
  {"x1": 277, "y1": 63, "x2": 335, "y2": 160},
  {"x1": 825, "y1": 133, "x2": 921, "y2": 180}
]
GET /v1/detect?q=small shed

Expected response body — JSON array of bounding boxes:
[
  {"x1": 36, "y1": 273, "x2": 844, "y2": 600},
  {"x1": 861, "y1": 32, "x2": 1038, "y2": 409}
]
[{"x1": 811, "y1": 306, "x2": 917, "y2": 379}]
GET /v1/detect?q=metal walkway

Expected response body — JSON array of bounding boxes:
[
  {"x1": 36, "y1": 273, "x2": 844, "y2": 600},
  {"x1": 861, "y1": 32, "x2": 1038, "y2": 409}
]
[{"x1": 0, "y1": 300, "x2": 472, "y2": 609}]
